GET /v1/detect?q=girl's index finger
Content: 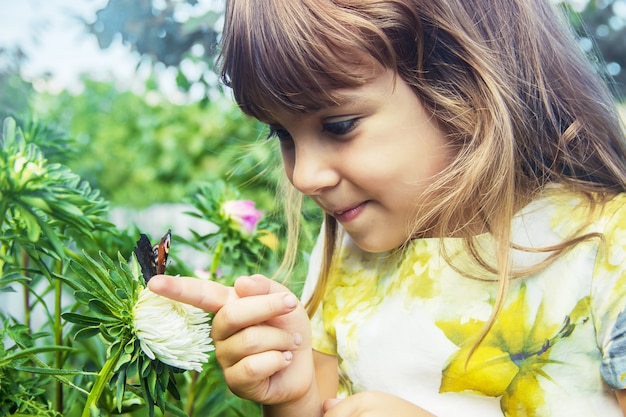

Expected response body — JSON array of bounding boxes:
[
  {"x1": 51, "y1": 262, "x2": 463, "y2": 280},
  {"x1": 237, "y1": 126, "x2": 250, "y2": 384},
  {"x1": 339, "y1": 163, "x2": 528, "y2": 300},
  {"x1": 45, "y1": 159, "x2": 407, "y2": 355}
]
[{"x1": 148, "y1": 275, "x2": 235, "y2": 313}]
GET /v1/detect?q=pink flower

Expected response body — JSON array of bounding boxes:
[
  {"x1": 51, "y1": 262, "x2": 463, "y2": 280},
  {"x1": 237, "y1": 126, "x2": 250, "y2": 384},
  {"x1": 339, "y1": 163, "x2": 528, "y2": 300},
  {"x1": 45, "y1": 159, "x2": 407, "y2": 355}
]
[{"x1": 221, "y1": 200, "x2": 264, "y2": 234}]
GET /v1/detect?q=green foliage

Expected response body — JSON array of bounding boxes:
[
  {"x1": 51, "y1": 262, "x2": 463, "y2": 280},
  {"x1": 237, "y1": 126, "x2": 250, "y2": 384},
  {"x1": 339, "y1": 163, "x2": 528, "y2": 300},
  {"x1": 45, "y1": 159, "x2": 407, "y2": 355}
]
[
  {"x1": 0, "y1": 321, "x2": 67, "y2": 417},
  {"x1": 62, "y1": 250, "x2": 191, "y2": 417},
  {"x1": 0, "y1": 117, "x2": 113, "y2": 280},
  {"x1": 182, "y1": 180, "x2": 280, "y2": 282},
  {"x1": 0, "y1": 116, "x2": 316, "y2": 416},
  {"x1": 0, "y1": 116, "x2": 120, "y2": 415},
  {"x1": 33, "y1": 79, "x2": 280, "y2": 209},
  {"x1": 0, "y1": 46, "x2": 34, "y2": 120}
]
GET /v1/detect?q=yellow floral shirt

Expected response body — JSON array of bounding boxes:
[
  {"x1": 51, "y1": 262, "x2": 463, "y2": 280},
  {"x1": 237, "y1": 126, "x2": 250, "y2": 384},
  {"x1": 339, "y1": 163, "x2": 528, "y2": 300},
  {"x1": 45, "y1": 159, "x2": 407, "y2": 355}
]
[{"x1": 303, "y1": 190, "x2": 626, "y2": 417}]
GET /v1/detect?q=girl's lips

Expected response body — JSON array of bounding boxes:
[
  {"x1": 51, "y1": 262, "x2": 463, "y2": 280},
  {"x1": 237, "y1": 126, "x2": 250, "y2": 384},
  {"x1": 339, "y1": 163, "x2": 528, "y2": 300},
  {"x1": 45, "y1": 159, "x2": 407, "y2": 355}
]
[{"x1": 334, "y1": 202, "x2": 366, "y2": 223}]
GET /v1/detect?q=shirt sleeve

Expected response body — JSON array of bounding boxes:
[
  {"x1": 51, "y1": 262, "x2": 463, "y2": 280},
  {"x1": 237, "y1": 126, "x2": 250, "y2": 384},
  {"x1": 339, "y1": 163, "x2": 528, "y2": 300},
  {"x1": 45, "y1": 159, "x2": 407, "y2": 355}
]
[{"x1": 592, "y1": 195, "x2": 626, "y2": 390}]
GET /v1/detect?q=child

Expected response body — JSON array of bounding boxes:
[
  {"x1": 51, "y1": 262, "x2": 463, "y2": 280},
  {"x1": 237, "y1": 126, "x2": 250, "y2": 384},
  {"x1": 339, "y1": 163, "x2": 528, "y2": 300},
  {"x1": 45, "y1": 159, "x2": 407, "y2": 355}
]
[{"x1": 149, "y1": 0, "x2": 626, "y2": 415}]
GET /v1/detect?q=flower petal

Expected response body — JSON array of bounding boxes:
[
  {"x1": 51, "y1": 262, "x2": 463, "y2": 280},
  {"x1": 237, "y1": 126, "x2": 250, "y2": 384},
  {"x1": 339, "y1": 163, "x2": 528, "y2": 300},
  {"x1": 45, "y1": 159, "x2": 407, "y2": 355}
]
[{"x1": 133, "y1": 287, "x2": 214, "y2": 372}]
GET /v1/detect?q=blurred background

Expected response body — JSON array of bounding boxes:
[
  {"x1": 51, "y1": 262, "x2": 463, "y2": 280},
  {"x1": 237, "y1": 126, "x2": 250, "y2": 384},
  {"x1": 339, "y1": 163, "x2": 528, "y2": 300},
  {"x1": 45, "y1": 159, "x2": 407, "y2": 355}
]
[
  {"x1": 0, "y1": 0, "x2": 625, "y2": 223},
  {"x1": 0, "y1": 0, "x2": 282, "y2": 243},
  {"x1": 0, "y1": 1, "x2": 624, "y2": 416}
]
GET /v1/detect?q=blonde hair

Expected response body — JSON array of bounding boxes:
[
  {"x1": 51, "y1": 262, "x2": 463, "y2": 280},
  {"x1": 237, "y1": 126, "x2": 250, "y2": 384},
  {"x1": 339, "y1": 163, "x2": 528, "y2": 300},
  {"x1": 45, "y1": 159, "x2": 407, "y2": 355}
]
[{"x1": 218, "y1": 0, "x2": 626, "y2": 338}]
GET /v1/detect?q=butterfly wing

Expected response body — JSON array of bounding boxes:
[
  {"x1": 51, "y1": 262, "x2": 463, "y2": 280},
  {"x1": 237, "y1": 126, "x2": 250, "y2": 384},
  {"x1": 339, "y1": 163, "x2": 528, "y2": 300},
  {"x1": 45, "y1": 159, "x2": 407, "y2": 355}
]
[
  {"x1": 155, "y1": 229, "x2": 171, "y2": 275},
  {"x1": 134, "y1": 229, "x2": 172, "y2": 283},
  {"x1": 134, "y1": 233, "x2": 157, "y2": 282}
]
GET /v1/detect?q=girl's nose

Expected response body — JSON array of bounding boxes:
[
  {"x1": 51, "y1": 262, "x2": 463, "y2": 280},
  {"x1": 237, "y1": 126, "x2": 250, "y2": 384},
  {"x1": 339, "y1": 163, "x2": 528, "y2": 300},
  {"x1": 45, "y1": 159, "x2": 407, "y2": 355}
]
[{"x1": 290, "y1": 144, "x2": 340, "y2": 196}]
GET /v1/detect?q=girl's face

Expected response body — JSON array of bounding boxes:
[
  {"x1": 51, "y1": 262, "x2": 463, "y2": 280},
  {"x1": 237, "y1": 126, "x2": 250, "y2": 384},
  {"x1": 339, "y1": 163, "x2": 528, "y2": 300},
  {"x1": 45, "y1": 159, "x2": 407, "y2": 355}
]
[{"x1": 270, "y1": 68, "x2": 454, "y2": 252}]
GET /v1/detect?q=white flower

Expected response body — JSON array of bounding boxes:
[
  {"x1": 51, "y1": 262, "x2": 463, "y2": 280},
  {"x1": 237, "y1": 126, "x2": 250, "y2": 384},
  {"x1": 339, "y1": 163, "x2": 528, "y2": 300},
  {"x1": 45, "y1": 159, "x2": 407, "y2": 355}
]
[{"x1": 133, "y1": 287, "x2": 214, "y2": 372}]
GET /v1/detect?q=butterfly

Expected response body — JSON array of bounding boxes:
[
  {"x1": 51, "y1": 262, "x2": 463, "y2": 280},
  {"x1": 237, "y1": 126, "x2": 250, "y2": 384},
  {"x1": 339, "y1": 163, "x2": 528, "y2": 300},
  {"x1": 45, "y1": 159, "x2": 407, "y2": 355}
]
[{"x1": 134, "y1": 229, "x2": 171, "y2": 283}]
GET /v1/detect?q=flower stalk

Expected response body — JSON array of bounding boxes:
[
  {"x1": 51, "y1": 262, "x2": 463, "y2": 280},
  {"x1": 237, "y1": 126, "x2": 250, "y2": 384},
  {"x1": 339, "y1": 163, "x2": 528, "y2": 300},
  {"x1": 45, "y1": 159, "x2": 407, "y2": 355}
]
[
  {"x1": 81, "y1": 345, "x2": 124, "y2": 417},
  {"x1": 210, "y1": 240, "x2": 223, "y2": 278}
]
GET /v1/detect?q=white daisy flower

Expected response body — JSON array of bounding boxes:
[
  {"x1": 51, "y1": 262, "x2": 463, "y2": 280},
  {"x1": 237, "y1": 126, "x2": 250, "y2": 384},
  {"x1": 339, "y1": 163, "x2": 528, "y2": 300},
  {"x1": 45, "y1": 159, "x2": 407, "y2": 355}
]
[{"x1": 133, "y1": 287, "x2": 214, "y2": 372}]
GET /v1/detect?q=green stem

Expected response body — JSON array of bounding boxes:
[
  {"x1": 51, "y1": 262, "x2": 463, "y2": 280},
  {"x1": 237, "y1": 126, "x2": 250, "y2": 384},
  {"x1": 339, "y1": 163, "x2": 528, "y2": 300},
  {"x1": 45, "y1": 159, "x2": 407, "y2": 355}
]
[
  {"x1": 185, "y1": 371, "x2": 199, "y2": 415},
  {"x1": 81, "y1": 346, "x2": 123, "y2": 417},
  {"x1": 0, "y1": 198, "x2": 8, "y2": 231},
  {"x1": 210, "y1": 241, "x2": 223, "y2": 278},
  {"x1": 20, "y1": 249, "x2": 32, "y2": 333},
  {"x1": 54, "y1": 261, "x2": 63, "y2": 413},
  {"x1": 0, "y1": 199, "x2": 8, "y2": 272}
]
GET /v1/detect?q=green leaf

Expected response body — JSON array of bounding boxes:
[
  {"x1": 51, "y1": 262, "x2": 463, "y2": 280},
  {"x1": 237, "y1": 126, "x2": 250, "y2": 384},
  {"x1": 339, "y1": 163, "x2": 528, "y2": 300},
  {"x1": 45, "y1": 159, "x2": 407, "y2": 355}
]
[
  {"x1": 0, "y1": 271, "x2": 29, "y2": 286},
  {"x1": 117, "y1": 351, "x2": 133, "y2": 368},
  {"x1": 141, "y1": 357, "x2": 152, "y2": 378},
  {"x1": 0, "y1": 345, "x2": 75, "y2": 367},
  {"x1": 16, "y1": 205, "x2": 42, "y2": 242},
  {"x1": 162, "y1": 402, "x2": 189, "y2": 417},
  {"x1": 115, "y1": 288, "x2": 129, "y2": 300},
  {"x1": 66, "y1": 261, "x2": 110, "y2": 298},
  {"x1": 66, "y1": 255, "x2": 125, "y2": 311},
  {"x1": 51, "y1": 197, "x2": 87, "y2": 218},
  {"x1": 166, "y1": 373, "x2": 181, "y2": 400},
  {"x1": 14, "y1": 365, "x2": 97, "y2": 376},
  {"x1": 2, "y1": 117, "x2": 17, "y2": 146},
  {"x1": 18, "y1": 194, "x2": 51, "y2": 212},
  {"x1": 74, "y1": 326, "x2": 102, "y2": 340},
  {"x1": 100, "y1": 249, "x2": 119, "y2": 275},
  {"x1": 126, "y1": 355, "x2": 139, "y2": 379},
  {"x1": 88, "y1": 298, "x2": 113, "y2": 316},
  {"x1": 124, "y1": 341, "x2": 136, "y2": 354},
  {"x1": 115, "y1": 368, "x2": 127, "y2": 412},
  {"x1": 109, "y1": 269, "x2": 131, "y2": 295},
  {"x1": 62, "y1": 312, "x2": 103, "y2": 326},
  {"x1": 73, "y1": 290, "x2": 97, "y2": 305}
]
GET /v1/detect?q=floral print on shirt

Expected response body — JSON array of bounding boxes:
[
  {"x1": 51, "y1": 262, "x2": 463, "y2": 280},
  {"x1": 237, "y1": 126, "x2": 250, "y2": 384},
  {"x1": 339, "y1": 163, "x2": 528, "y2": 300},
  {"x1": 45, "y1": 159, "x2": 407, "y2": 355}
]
[{"x1": 308, "y1": 190, "x2": 626, "y2": 416}]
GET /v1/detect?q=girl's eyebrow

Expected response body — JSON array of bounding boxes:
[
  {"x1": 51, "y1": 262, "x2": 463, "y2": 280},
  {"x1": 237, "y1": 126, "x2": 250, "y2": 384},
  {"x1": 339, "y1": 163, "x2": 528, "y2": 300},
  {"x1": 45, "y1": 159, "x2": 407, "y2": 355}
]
[
  {"x1": 332, "y1": 90, "x2": 371, "y2": 106},
  {"x1": 331, "y1": 92, "x2": 373, "y2": 107},
  {"x1": 262, "y1": 92, "x2": 375, "y2": 126}
]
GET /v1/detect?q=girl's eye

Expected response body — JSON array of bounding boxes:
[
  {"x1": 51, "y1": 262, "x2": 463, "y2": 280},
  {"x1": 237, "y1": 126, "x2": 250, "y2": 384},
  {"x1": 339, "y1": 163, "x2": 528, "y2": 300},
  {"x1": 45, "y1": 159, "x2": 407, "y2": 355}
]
[{"x1": 322, "y1": 118, "x2": 359, "y2": 135}]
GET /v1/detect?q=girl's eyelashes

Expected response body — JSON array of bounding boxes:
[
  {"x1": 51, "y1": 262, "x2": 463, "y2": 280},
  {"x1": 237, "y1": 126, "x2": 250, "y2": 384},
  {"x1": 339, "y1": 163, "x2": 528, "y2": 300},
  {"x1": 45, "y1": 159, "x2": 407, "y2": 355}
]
[
  {"x1": 266, "y1": 117, "x2": 359, "y2": 141},
  {"x1": 266, "y1": 126, "x2": 292, "y2": 141},
  {"x1": 322, "y1": 118, "x2": 359, "y2": 135}
]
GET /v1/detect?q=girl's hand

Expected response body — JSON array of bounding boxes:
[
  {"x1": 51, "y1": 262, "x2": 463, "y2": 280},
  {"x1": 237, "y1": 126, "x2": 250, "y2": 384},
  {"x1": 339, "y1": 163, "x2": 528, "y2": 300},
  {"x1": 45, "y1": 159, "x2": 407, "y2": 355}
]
[
  {"x1": 148, "y1": 274, "x2": 317, "y2": 407},
  {"x1": 323, "y1": 392, "x2": 436, "y2": 417}
]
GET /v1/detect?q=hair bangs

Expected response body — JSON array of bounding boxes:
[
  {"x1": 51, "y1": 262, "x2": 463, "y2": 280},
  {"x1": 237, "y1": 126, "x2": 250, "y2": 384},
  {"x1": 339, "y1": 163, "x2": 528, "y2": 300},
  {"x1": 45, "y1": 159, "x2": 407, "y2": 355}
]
[{"x1": 219, "y1": 0, "x2": 397, "y2": 123}]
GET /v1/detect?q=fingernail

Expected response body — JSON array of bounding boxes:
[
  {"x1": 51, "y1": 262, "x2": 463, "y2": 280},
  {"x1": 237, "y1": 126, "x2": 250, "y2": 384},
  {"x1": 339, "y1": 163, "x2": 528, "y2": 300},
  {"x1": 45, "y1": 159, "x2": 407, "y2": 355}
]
[
  {"x1": 284, "y1": 293, "x2": 298, "y2": 309},
  {"x1": 293, "y1": 332, "x2": 302, "y2": 346},
  {"x1": 283, "y1": 351, "x2": 293, "y2": 361}
]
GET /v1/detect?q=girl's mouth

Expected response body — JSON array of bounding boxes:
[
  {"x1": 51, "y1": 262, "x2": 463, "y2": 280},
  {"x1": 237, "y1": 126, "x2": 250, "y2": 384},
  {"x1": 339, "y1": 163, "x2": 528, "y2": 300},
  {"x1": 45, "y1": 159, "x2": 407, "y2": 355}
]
[{"x1": 334, "y1": 202, "x2": 367, "y2": 223}]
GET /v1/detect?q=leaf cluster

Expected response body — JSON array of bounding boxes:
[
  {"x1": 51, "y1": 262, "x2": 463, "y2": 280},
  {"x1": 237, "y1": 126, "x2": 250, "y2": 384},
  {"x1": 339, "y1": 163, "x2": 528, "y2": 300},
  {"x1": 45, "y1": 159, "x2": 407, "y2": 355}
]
[
  {"x1": 182, "y1": 180, "x2": 280, "y2": 282},
  {"x1": 62, "y1": 250, "x2": 187, "y2": 416},
  {"x1": 0, "y1": 115, "x2": 276, "y2": 416},
  {"x1": 0, "y1": 104, "x2": 320, "y2": 416},
  {"x1": 0, "y1": 117, "x2": 112, "y2": 275},
  {"x1": 0, "y1": 320, "x2": 71, "y2": 417}
]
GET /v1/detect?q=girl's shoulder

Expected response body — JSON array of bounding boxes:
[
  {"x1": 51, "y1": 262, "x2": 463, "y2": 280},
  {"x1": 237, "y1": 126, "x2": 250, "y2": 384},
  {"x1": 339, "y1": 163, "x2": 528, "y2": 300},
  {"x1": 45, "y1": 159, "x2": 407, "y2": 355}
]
[{"x1": 518, "y1": 188, "x2": 626, "y2": 239}]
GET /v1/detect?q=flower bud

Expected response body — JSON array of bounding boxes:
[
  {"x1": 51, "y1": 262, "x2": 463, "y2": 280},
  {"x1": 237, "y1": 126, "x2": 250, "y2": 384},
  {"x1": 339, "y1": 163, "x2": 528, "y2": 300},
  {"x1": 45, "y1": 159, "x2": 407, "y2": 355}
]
[{"x1": 221, "y1": 199, "x2": 264, "y2": 235}]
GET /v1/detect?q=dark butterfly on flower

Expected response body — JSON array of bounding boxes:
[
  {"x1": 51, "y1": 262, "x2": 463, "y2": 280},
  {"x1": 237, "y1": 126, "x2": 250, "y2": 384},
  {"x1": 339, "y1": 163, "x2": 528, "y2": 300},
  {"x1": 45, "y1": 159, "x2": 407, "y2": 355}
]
[{"x1": 134, "y1": 229, "x2": 171, "y2": 283}]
